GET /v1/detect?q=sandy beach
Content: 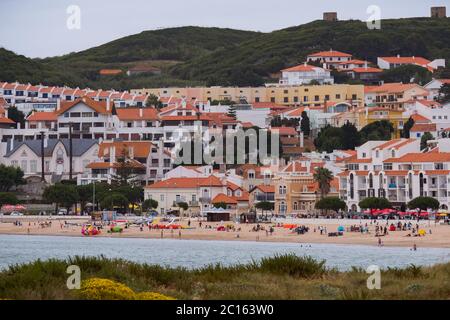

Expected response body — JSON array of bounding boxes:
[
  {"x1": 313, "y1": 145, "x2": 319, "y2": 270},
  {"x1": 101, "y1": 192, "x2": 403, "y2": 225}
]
[{"x1": 1, "y1": 216, "x2": 449, "y2": 248}]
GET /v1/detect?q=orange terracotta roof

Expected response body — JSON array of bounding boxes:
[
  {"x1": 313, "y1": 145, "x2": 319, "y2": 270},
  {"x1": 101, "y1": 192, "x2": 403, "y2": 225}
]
[
  {"x1": 115, "y1": 107, "x2": 158, "y2": 121},
  {"x1": 308, "y1": 50, "x2": 351, "y2": 58},
  {"x1": 350, "y1": 67, "x2": 383, "y2": 73},
  {"x1": 86, "y1": 160, "x2": 145, "y2": 170},
  {"x1": 281, "y1": 64, "x2": 322, "y2": 72},
  {"x1": 226, "y1": 181, "x2": 241, "y2": 191},
  {"x1": 270, "y1": 127, "x2": 297, "y2": 136},
  {"x1": 364, "y1": 83, "x2": 419, "y2": 94},
  {"x1": 56, "y1": 97, "x2": 113, "y2": 115},
  {"x1": 411, "y1": 114, "x2": 431, "y2": 123},
  {"x1": 424, "y1": 170, "x2": 450, "y2": 175},
  {"x1": 252, "y1": 185, "x2": 275, "y2": 193},
  {"x1": 99, "y1": 69, "x2": 123, "y2": 75},
  {"x1": 99, "y1": 141, "x2": 155, "y2": 158},
  {"x1": 384, "y1": 152, "x2": 450, "y2": 163},
  {"x1": 0, "y1": 117, "x2": 15, "y2": 124},
  {"x1": 160, "y1": 115, "x2": 212, "y2": 122},
  {"x1": 410, "y1": 123, "x2": 437, "y2": 132},
  {"x1": 212, "y1": 193, "x2": 237, "y2": 205},
  {"x1": 379, "y1": 56, "x2": 431, "y2": 67},
  {"x1": 145, "y1": 176, "x2": 224, "y2": 189},
  {"x1": 27, "y1": 111, "x2": 58, "y2": 122}
]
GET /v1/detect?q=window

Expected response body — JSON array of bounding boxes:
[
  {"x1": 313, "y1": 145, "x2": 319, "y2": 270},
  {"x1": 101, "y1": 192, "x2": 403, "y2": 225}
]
[
  {"x1": 293, "y1": 202, "x2": 298, "y2": 211},
  {"x1": 279, "y1": 186, "x2": 287, "y2": 195},
  {"x1": 160, "y1": 194, "x2": 164, "y2": 201},
  {"x1": 284, "y1": 97, "x2": 288, "y2": 103},
  {"x1": 21, "y1": 160, "x2": 27, "y2": 172},
  {"x1": 383, "y1": 163, "x2": 393, "y2": 170},
  {"x1": 391, "y1": 150, "x2": 395, "y2": 158},
  {"x1": 270, "y1": 97, "x2": 275, "y2": 103},
  {"x1": 30, "y1": 160, "x2": 37, "y2": 173},
  {"x1": 314, "y1": 95, "x2": 320, "y2": 101},
  {"x1": 248, "y1": 171, "x2": 255, "y2": 179}
]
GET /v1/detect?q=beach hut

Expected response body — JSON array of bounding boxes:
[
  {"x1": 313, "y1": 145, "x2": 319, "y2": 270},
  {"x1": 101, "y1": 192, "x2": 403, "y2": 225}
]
[{"x1": 206, "y1": 207, "x2": 231, "y2": 222}]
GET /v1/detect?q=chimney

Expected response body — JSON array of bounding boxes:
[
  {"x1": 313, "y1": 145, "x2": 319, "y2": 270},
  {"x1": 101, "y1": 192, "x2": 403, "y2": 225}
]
[
  {"x1": 397, "y1": 54, "x2": 400, "y2": 58},
  {"x1": 300, "y1": 132, "x2": 304, "y2": 148},
  {"x1": 106, "y1": 98, "x2": 111, "y2": 112},
  {"x1": 56, "y1": 98, "x2": 61, "y2": 111},
  {"x1": 364, "y1": 61, "x2": 368, "y2": 69},
  {"x1": 5, "y1": 108, "x2": 8, "y2": 118},
  {"x1": 9, "y1": 139, "x2": 14, "y2": 152},
  {"x1": 139, "y1": 108, "x2": 143, "y2": 118},
  {"x1": 44, "y1": 137, "x2": 48, "y2": 148}
]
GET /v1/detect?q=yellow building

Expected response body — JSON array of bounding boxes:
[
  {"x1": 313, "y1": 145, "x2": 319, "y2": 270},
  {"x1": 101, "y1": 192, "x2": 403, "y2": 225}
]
[
  {"x1": 131, "y1": 84, "x2": 364, "y2": 108},
  {"x1": 357, "y1": 107, "x2": 406, "y2": 138}
]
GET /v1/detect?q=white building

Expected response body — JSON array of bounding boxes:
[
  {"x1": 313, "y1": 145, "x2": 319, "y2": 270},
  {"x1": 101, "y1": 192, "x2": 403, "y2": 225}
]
[
  {"x1": 306, "y1": 50, "x2": 352, "y2": 69},
  {"x1": 424, "y1": 79, "x2": 450, "y2": 100},
  {"x1": 2, "y1": 138, "x2": 98, "y2": 183},
  {"x1": 144, "y1": 175, "x2": 227, "y2": 215},
  {"x1": 279, "y1": 63, "x2": 334, "y2": 85},
  {"x1": 377, "y1": 55, "x2": 445, "y2": 72},
  {"x1": 338, "y1": 138, "x2": 450, "y2": 211}
]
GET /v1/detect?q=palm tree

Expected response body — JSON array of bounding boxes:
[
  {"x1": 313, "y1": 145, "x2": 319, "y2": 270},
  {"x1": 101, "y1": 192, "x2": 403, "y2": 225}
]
[{"x1": 313, "y1": 167, "x2": 334, "y2": 199}]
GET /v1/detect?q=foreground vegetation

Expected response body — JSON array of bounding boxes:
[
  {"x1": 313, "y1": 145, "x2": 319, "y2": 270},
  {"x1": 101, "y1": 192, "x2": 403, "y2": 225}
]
[{"x1": 0, "y1": 254, "x2": 449, "y2": 300}]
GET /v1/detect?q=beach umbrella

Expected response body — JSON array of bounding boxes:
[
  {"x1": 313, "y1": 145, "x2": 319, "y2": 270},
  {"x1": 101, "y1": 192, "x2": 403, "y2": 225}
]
[
  {"x1": 337, "y1": 226, "x2": 345, "y2": 232},
  {"x1": 418, "y1": 229, "x2": 426, "y2": 236},
  {"x1": 15, "y1": 205, "x2": 26, "y2": 211},
  {"x1": 1, "y1": 205, "x2": 15, "y2": 212},
  {"x1": 419, "y1": 211, "x2": 429, "y2": 217}
]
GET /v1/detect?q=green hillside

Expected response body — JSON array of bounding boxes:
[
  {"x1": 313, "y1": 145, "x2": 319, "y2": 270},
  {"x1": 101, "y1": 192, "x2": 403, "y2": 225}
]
[
  {"x1": 172, "y1": 18, "x2": 450, "y2": 86},
  {"x1": 1, "y1": 18, "x2": 449, "y2": 89}
]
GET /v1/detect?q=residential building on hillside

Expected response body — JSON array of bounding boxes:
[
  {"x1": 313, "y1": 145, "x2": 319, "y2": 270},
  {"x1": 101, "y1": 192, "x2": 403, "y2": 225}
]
[
  {"x1": 306, "y1": 50, "x2": 352, "y2": 69},
  {"x1": 279, "y1": 63, "x2": 334, "y2": 85},
  {"x1": 403, "y1": 99, "x2": 450, "y2": 134},
  {"x1": 377, "y1": 55, "x2": 445, "y2": 72},
  {"x1": 424, "y1": 79, "x2": 450, "y2": 100},
  {"x1": 364, "y1": 83, "x2": 429, "y2": 110}
]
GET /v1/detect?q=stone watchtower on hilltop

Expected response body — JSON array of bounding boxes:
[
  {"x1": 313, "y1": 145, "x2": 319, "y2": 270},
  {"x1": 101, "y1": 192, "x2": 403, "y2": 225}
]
[{"x1": 431, "y1": 6, "x2": 446, "y2": 18}]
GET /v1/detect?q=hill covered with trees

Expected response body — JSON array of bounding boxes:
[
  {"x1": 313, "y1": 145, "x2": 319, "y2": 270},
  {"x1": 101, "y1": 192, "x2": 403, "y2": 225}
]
[{"x1": 1, "y1": 18, "x2": 449, "y2": 89}]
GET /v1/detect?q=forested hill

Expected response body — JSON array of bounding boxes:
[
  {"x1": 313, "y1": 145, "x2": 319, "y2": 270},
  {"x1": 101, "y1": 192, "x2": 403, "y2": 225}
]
[{"x1": 1, "y1": 18, "x2": 449, "y2": 89}]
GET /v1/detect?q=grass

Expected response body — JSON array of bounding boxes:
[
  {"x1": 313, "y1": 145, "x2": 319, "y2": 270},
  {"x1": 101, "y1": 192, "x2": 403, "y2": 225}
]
[{"x1": 0, "y1": 254, "x2": 449, "y2": 300}]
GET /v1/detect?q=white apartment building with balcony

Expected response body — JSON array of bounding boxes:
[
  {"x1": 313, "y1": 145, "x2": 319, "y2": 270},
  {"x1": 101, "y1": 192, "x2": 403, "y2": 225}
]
[{"x1": 338, "y1": 138, "x2": 450, "y2": 211}]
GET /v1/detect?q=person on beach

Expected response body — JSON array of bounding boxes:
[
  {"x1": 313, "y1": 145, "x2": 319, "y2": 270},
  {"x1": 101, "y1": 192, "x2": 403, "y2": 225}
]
[{"x1": 178, "y1": 230, "x2": 181, "y2": 239}]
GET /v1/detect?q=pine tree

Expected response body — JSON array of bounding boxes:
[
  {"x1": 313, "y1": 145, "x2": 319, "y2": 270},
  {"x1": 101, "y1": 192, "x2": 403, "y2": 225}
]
[
  {"x1": 227, "y1": 104, "x2": 237, "y2": 120},
  {"x1": 300, "y1": 111, "x2": 310, "y2": 137}
]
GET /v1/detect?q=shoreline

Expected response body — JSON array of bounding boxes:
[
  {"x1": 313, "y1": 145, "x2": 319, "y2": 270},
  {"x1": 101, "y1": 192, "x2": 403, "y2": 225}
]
[
  {"x1": 1, "y1": 220, "x2": 449, "y2": 249},
  {"x1": 2, "y1": 231, "x2": 450, "y2": 250}
]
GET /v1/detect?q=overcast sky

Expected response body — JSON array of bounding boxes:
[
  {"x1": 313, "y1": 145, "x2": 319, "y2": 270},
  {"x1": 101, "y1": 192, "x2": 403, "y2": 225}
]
[{"x1": 0, "y1": 0, "x2": 448, "y2": 58}]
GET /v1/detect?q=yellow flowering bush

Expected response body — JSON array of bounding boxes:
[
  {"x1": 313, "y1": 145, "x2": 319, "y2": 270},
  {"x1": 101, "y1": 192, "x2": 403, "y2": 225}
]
[
  {"x1": 135, "y1": 292, "x2": 176, "y2": 300},
  {"x1": 78, "y1": 278, "x2": 176, "y2": 300},
  {"x1": 79, "y1": 278, "x2": 135, "y2": 300}
]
